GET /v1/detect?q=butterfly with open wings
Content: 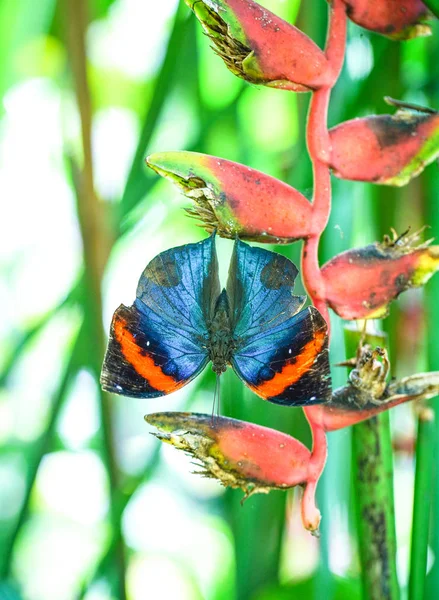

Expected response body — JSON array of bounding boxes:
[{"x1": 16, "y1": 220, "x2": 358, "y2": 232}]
[{"x1": 100, "y1": 232, "x2": 331, "y2": 406}]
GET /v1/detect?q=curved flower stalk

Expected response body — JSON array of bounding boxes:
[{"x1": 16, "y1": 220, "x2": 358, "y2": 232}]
[
  {"x1": 328, "y1": 99, "x2": 439, "y2": 186},
  {"x1": 337, "y1": 0, "x2": 431, "y2": 40},
  {"x1": 140, "y1": 0, "x2": 439, "y2": 553},
  {"x1": 185, "y1": 0, "x2": 333, "y2": 91},
  {"x1": 145, "y1": 411, "x2": 322, "y2": 532},
  {"x1": 321, "y1": 228, "x2": 439, "y2": 319},
  {"x1": 147, "y1": 151, "x2": 314, "y2": 243}
]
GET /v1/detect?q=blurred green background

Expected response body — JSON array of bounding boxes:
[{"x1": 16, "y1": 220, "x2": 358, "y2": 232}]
[{"x1": 1, "y1": 0, "x2": 439, "y2": 598}]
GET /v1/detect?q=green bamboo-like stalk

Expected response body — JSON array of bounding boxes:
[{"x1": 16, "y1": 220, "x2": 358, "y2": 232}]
[
  {"x1": 409, "y1": 407, "x2": 436, "y2": 600},
  {"x1": 408, "y1": 161, "x2": 437, "y2": 600},
  {"x1": 344, "y1": 327, "x2": 400, "y2": 600}
]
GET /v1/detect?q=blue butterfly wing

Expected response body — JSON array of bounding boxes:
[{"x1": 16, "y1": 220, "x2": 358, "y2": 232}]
[
  {"x1": 101, "y1": 234, "x2": 219, "y2": 398},
  {"x1": 226, "y1": 239, "x2": 306, "y2": 336},
  {"x1": 227, "y1": 239, "x2": 331, "y2": 406}
]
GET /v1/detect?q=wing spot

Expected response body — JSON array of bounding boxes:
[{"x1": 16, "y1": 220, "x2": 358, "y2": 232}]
[
  {"x1": 260, "y1": 255, "x2": 297, "y2": 289},
  {"x1": 144, "y1": 254, "x2": 181, "y2": 287}
]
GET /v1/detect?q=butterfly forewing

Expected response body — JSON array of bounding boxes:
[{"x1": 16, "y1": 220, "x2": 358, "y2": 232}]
[
  {"x1": 226, "y1": 239, "x2": 306, "y2": 336},
  {"x1": 227, "y1": 239, "x2": 331, "y2": 406},
  {"x1": 101, "y1": 234, "x2": 220, "y2": 398},
  {"x1": 137, "y1": 232, "x2": 220, "y2": 330}
]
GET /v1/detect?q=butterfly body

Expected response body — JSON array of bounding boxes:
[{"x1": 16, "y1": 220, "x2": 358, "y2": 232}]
[
  {"x1": 206, "y1": 290, "x2": 235, "y2": 375},
  {"x1": 101, "y1": 233, "x2": 331, "y2": 406}
]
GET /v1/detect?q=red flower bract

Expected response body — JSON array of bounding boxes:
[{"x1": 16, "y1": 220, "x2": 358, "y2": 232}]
[
  {"x1": 338, "y1": 0, "x2": 431, "y2": 40},
  {"x1": 147, "y1": 151, "x2": 314, "y2": 243},
  {"x1": 146, "y1": 411, "x2": 322, "y2": 532},
  {"x1": 321, "y1": 229, "x2": 439, "y2": 319},
  {"x1": 186, "y1": 0, "x2": 333, "y2": 91},
  {"x1": 328, "y1": 101, "x2": 439, "y2": 186}
]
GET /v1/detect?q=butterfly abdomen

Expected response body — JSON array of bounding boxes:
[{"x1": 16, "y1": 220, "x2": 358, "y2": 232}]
[{"x1": 208, "y1": 290, "x2": 234, "y2": 374}]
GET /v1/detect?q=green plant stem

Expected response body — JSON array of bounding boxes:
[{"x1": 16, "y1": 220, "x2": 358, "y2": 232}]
[
  {"x1": 344, "y1": 327, "x2": 400, "y2": 600},
  {"x1": 409, "y1": 407, "x2": 436, "y2": 600},
  {"x1": 63, "y1": 1, "x2": 127, "y2": 598}
]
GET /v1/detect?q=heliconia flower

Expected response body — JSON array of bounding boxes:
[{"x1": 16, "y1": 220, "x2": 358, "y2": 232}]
[
  {"x1": 338, "y1": 0, "x2": 431, "y2": 40},
  {"x1": 146, "y1": 411, "x2": 322, "y2": 532},
  {"x1": 328, "y1": 99, "x2": 439, "y2": 186},
  {"x1": 185, "y1": 0, "x2": 333, "y2": 91},
  {"x1": 308, "y1": 345, "x2": 439, "y2": 432},
  {"x1": 146, "y1": 151, "x2": 314, "y2": 243},
  {"x1": 321, "y1": 228, "x2": 439, "y2": 320}
]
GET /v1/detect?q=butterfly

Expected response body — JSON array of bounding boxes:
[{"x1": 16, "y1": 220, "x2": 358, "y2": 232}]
[{"x1": 100, "y1": 232, "x2": 331, "y2": 406}]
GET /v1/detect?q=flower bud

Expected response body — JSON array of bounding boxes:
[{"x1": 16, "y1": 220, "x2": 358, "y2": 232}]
[
  {"x1": 328, "y1": 100, "x2": 439, "y2": 186},
  {"x1": 323, "y1": 371, "x2": 439, "y2": 432},
  {"x1": 308, "y1": 345, "x2": 439, "y2": 431},
  {"x1": 185, "y1": 0, "x2": 333, "y2": 91},
  {"x1": 339, "y1": 0, "x2": 431, "y2": 40},
  {"x1": 321, "y1": 228, "x2": 439, "y2": 319},
  {"x1": 146, "y1": 411, "x2": 321, "y2": 532},
  {"x1": 147, "y1": 151, "x2": 314, "y2": 243}
]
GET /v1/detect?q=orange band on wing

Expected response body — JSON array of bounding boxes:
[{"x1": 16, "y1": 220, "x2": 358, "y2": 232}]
[
  {"x1": 113, "y1": 316, "x2": 184, "y2": 393},
  {"x1": 251, "y1": 330, "x2": 326, "y2": 398}
]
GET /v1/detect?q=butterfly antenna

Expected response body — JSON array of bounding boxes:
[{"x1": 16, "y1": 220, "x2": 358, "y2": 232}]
[
  {"x1": 211, "y1": 374, "x2": 221, "y2": 426},
  {"x1": 217, "y1": 374, "x2": 221, "y2": 418},
  {"x1": 211, "y1": 375, "x2": 217, "y2": 424}
]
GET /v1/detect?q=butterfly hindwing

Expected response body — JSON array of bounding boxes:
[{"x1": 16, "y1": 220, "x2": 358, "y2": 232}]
[
  {"x1": 101, "y1": 235, "x2": 219, "y2": 398},
  {"x1": 101, "y1": 304, "x2": 209, "y2": 397},
  {"x1": 232, "y1": 306, "x2": 331, "y2": 405},
  {"x1": 228, "y1": 239, "x2": 331, "y2": 406}
]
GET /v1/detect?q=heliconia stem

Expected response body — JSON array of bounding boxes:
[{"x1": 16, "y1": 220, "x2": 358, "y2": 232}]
[
  {"x1": 307, "y1": 89, "x2": 332, "y2": 166},
  {"x1": 345, "y1": 326, "x2": 400, "y2": 600},
  {"x1": 297, "y1": 0, "x2": 347, "y2": 530},
  {"x1": 301, "y1": 480, "x2": 321, "y2": 534},
  {"x1": 325, "y1": 0, "x2": 349, "y2": 79},
  {"x1": 301, "y1": 236, "x2": 329, "y2": 329},
  {"x1": 301, "y1": 1, "x2": 347, "y2": 322},
  {"x1": 303, "y1": 408, "x2": 328, "y2": 534}
]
